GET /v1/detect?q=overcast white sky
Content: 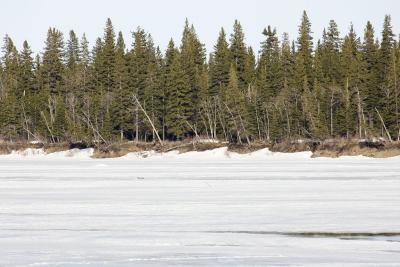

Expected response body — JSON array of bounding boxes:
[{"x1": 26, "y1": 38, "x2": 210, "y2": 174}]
[{"x1": 1, "y1": 0, "x2": 400, "y2": 55}]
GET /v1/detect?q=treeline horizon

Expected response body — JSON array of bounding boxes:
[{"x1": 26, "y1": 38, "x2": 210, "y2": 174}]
[{"x1": 0, "y1": 11, "x2": 399, "y2": 145}]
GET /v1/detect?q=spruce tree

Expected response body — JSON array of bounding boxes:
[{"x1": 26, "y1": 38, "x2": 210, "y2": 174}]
[
  {"x1": 244, "y1": 47, "x2": 256, "y2": 87},
  {"x1": 179, "y1": 20, "x2": 206, "y2": 130},
  {"x1": 2, "y1": 35, "x2": 20, "y2": 97},
  {"x1": 361, "y1": 21, "x2": 380, "y2": 133},
  {"x1": 230, "y1": 20, "x2": 248, "y2": 90},
  {"x1": 210, "y1": 28, "x2": 231, "y2": 96},
  {"x1": 111, "y1": 31, "x2": 129, "y2": 139},
  {"x1": 0, "y1": 35, "x2": 21, "y2": 138},
  {"x1": 379, "y1": 15, "x2": 397, "y2": 137},
  {"x1": 92, "y1": 37, "x2": 104, "y2": 92},
  {"x1": 66, "y1": 30, "x2": 80, "y2": 70},
  {"x1": 321, "y1": 20, "x2": 346, "y2": 136},
  {"x1": 130, "y1": 28, "x2": 149, "y2": 140},
  {"x1": 164, "y1": 40, "x2": 191, "y2": 139},
  {"x1": 101, "y1": 18, "x2": 116, "y2": 93},
  {"x1": 79, "y1": 33, "x2": 91, "y2": 93},
  {"x1": 19, "y1": 41, "x2": 36, "y2": 139},
  {"x1": 281, "y1": 33, "x2": 295, "y2": 86},
  {"x1": 258, "y1": 26, "x2": 282, "y2": 100},
  {"x1": 19, "y1": 41, "x2": 35, "y2": 95},
  {"x1": 64, "y1": 30, "x2": 81, "y2": 99},
  {"x1": 41, "y1": 28, "x2": 65, "y2": 95},
  {"x1": 321, "y1": 20, "x2": 341, "y2": 84},
  {"x1": 143, "y1": 35, "x2": 164, "y2": 141},
  {"x1": 341, "y1": 24, "x2": 362, "y2": 137},
  {"x1": 295, "y1": 11, "x2": 314, "y2": 89}
]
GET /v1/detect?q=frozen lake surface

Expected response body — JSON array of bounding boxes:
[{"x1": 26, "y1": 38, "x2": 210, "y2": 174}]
[{"x1": 0, "y1": 148, "x2": 400, "y2": 266}]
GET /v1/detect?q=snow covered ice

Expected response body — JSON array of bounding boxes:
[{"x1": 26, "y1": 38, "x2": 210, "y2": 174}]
[{"x1": 0, "y1": 148, "x2": 400, "y2": 266}]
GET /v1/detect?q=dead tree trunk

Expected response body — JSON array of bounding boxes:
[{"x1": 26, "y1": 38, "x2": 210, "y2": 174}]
[
  {"x1": 330, "y1": 92, "x2": 334, "y2": 137},
  {"x1": 135, "y1": 105, "x2": 139, "y2": 142},
  {"x1": 81, "y1": 110, "x2": 108, "y2": 145},
  {"x1": 375, "y1": 107, "x2": 392, "y2": 142},
  {"x1": 41, "y1": 111, "x2": 55, "y2": 143},
  {"x1": 133, "y1": 95, "x2": 163, "y2": 147}
]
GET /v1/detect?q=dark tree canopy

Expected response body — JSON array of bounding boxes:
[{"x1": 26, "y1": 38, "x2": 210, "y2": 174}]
[{"x1": 1, "y1": 13, "x2": 399, "y2": 144}]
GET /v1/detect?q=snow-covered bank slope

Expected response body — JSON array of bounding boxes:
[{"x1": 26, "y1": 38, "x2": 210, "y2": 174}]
[
  {"x1": 4, "y1": 146, "x2": 309, "y2": 159},
  {"x1": 4, "y1": 147, "x2": 95, "y2": 158},
  {"x1": 0, "y1": 148, "x2": 399, "y2": 266}
]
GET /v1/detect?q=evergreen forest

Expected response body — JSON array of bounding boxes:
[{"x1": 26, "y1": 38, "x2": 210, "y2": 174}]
[{"x1": 1, "y1": 11, "x2": 399, "y2": 145}]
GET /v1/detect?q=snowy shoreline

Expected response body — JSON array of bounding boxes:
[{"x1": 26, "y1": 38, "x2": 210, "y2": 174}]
[
  {"x1": 0, "y1": 146, "x2": 372, "y2": 160},
  {"x1": 3, "y1": 138, "x2": 400, "y2": 159},
  {"x1": 3, "y1": 146, "x2": 400, "y2": 161}
]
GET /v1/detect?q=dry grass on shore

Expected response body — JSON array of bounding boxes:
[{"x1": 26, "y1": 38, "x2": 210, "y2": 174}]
[
  {"x1": 312, "y1": 139, "x2": 400, "y2": 158},
  {"x1": 1, "y1": 138, "x2": 400, "y2": 158}
]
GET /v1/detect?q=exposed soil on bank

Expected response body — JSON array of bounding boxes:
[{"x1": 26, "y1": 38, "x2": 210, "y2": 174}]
[{"x1": 1, "y1": 139, "x2": 400, "y2": 158}]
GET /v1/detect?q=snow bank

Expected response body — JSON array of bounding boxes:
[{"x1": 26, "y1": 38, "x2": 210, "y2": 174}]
[
  {"x1": 4, "y1": 146, "x2": 400, "y2": 161},
  {"x1": 5, "y1": 148, "x2": 94, "y2": 159},
  {"x1": 2, "y1": 146, "x2": 312, "y2": 160},
  {"x1": 119, "y1": 147, "x2": 314, "y2": 161}
]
